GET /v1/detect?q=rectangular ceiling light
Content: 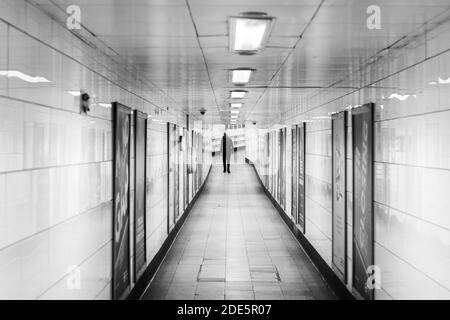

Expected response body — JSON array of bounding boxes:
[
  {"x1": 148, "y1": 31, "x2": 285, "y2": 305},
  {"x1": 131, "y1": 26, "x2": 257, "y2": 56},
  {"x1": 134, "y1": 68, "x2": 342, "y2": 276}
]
[
  {"x1": 231, "y1": 110, "x2": 240, "y2": 115},
  {"x1": 230, "y1": 102, "x2": 243, "y2": 109},
  {"x1": 231, "y1": 114, "x2": 238, "y2": 118},
  {"x1": 231, "y1": 69, "x2": 252, "y2": 84},
  {"x1": 229, "y1": 13, "x2": 275, "y2": 54},
  {"x1": 230, "y1": 90, "x2": 247, "y2": 99}
]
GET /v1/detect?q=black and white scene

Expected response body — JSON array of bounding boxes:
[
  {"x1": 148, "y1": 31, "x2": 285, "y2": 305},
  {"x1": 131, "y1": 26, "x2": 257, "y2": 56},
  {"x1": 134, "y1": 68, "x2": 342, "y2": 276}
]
[{"x1": 0, "y1": 0, "x2": 449, "y2": 305}]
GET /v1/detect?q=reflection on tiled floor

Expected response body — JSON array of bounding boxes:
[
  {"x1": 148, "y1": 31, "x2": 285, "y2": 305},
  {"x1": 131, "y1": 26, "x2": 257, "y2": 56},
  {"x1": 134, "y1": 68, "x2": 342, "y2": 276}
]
[{"x1": 142, "y1": 164, "x2": 336, "y2": 300}]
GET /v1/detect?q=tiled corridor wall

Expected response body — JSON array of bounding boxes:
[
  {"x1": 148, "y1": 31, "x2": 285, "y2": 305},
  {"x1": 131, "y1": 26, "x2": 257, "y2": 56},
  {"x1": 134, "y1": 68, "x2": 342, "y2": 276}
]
[
  {"x1": 146, "y1": 121, "x2": 169, "y2": 265},
  {"x1": 250, "y1": 11, "x2": 450, "y2": 300},
  {"x1": 0, "y1": 0, "x2": 185, "y2": 299},
  {"x1": 304, "y1": 121, "x2": 332, "y2": 267}
]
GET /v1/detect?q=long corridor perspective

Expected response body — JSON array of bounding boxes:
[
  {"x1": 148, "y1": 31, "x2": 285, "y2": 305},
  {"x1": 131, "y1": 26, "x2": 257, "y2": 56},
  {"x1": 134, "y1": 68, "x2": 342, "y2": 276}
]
[
  {"x1": 1, "y1": 0, "x2": 450, "y2": 303},
  {"x1": 142, "y1": 164, "x2": 335, "y2": 300}
]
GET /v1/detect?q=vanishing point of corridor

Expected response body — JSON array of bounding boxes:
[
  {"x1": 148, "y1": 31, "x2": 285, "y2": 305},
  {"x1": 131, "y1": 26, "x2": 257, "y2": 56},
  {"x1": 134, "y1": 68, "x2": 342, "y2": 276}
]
[{"x1": 142, "y1": 164, "x2": 335, "y2": 300}]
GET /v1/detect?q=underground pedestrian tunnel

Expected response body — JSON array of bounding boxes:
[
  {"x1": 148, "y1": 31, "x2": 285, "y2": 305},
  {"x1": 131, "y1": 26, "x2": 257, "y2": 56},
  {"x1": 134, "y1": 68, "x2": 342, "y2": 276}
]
[{"x1": 0, "y1": 0, "x2": 449, "y2": 301}]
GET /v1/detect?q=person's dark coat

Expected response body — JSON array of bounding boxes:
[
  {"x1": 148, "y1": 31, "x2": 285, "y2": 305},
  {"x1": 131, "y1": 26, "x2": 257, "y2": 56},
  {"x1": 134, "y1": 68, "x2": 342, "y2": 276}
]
[{"x1": 220, "y1": 134, "x2": 233, "y2": 164}]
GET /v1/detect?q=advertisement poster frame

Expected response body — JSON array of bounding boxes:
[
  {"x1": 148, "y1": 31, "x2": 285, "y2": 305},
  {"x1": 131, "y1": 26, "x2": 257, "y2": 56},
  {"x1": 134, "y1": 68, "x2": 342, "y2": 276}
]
[
  {"x1": 112, "y1": 102, "x2": 132, "y2": 300},
  {"x1": 133, "y1": 110, "x2": 147, "y2": 281},
  {"x1": 331, "y1": 111, "x2": 347, "y2": 284},
  {"x1": 297, "y1": 123, "x2": 306, "y2": 234},
  {"x1": 291, "y1": 125, "x2": 298, "y2": 223},
  {"x1": 352, "y1": 103, "x2": 375, "y2": 300}
]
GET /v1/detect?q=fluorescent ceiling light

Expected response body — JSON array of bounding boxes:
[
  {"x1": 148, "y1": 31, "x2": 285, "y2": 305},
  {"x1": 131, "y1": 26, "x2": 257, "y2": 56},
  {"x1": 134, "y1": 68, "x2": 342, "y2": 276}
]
[
  {"x1": 231, "y1": 110, "x2": 240, "y2": 114},
  {"x1": 230, "y1": 90, "x2": 247, "y2": 99},
  {"x1": 229, "y1": 12, "x2": 275, "y2": 54},
  {"x1": 230, "y1": 102, "x2": 243, "y2": 109},
  {"x1": 0, "y1": 70, "x2": 50, "y2": 83},
  {"x1": 231, "y1": 115, "x2": 238, "y2": 119},
  {"x1": 98, "y1": 103, "x2": 112, "y2": 108},
  {"x1": 231, "y1": 69, "x2": 252, "y2": 84}
]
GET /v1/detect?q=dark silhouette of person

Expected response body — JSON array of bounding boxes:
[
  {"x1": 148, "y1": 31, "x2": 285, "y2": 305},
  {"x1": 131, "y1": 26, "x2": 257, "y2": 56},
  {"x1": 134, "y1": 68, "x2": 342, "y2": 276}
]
[{"x1": 220, "y1": 132, "x2": 233, "y2": 173}]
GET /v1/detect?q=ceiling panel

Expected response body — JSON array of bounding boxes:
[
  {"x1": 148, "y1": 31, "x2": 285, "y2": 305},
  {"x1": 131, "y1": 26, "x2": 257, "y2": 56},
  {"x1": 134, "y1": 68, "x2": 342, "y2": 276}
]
[{"x1": 32, "y1": 0, "x2": 450, "y2": 126}]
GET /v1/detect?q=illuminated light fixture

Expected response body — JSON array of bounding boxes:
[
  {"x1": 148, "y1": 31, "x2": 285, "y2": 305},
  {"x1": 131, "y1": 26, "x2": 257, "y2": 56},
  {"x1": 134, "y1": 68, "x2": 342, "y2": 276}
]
[
  {"x1": 231, "y1": 114, "x2": 238, "y2": 119},
  {"x1": 229, "y1": 12, "x2": 275, "y2": 54},
  {"x1": 429, "y1": 81, "x2": 437, "y2": 85},
  {"x1": 312, "y1": 116, "x2": 331, "y2": 120},
  {"x1": 230, "y1": 69, "x2": 253, "y2": 84},
  {"x1": 98, "y1": 103, "x2": 112, "y2": 108},
  {"x1": 0, "y1": 70, "x2": 50, "y2": 83},
  {"x1": 438, "y1": 77, "x2": 450, "y2": 84},
  {"x1": 67, "y1": 90, "x2": 82, "y2": 96},
  {"x1": 230, "y1": 102, "x2": 243, "y2": 109},
  {"x1": 231, "y1": 110, "x2": 240, "y2": 114},
  {"x1": 388, "y1": 93, "x2": 410, "y2": 101},
  {"x1": 230, "y1": 90, "x2": 247, "y2": 99}
]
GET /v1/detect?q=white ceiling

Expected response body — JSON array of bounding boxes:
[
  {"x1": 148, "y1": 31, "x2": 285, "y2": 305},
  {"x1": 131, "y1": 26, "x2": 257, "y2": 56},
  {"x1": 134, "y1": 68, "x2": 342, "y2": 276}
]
[{"x1": 32, "y1": 0, "x2": 450, "y2": 126}]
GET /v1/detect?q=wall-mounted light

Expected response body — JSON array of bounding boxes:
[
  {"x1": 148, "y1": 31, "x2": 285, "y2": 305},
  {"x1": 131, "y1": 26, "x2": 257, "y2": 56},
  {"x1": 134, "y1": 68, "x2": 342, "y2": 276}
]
[
  {"x1": 98, "y1": 103, "x2": 112, "y2": 109},
  {"x1": 0, "y1": 70, "x2": 50, "y2": 83},
  {"x1": 388, "y1": 93, "x2": 410, "y2": 101},
  {"x1": 230, "y1": 90, "x2": 247, "y2": 99},
  {"x1": 438, "y1": 77, "x2": 450, "y2": 84},
  {"x1": 230, "y1": 68, "x2": 253, "y2": 85},
  {"x1": 67, "y1": 90, "x2": 82, "y2": 96},
  {"x1": 229, "y1": 12, "x2": 275, "y2": 55}
]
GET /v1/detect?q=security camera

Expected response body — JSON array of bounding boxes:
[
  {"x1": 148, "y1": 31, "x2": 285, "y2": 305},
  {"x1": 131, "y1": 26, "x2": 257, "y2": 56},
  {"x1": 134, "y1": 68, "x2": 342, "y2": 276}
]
[{"x1": 200, "y1": 109, "x2": 206, "y2": 116}]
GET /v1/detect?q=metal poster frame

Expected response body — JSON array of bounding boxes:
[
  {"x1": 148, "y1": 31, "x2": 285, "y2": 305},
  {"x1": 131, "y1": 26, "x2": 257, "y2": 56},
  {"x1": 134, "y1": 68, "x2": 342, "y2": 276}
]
[
  {"x1": 291, "y1": 125, "x2": 298, "y2": 223},
  {"x1": 111, "y1": 102, "x2": 132, "y2": 300},
  {"x1": 297, "y1": 123, "x2": 306, "y2": 234},
  {"x1": 352, "y1": 103, "x2": 375, "y2": 300},
  {"x1": 331, "y1": 111, "x2": 348, "y2": 284},
  {"x1": 133, "y1": 110, "x2": 147, "y2": 281}
]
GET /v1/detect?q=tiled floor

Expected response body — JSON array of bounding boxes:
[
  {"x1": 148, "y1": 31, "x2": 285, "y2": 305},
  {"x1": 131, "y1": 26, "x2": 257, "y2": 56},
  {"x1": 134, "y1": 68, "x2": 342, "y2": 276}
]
[{"x1": 142, "y1": 164, "x2": 336, "y2": 300}]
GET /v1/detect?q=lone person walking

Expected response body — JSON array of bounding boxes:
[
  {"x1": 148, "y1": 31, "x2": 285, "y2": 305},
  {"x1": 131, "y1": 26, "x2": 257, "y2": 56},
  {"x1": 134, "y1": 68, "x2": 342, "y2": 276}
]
[{"x1": 220, "y1": 132, "x2": 233, "y2": 173}]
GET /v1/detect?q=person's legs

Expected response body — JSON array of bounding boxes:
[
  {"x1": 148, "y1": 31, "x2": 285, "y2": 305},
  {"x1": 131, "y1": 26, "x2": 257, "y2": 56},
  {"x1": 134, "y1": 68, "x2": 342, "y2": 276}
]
[
  {"x1": 223, "y1": 155, "x2": 226, "y2": 172},
  {"x1": 227, "y1": 164, "x2": 231, "y2": 174}
]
